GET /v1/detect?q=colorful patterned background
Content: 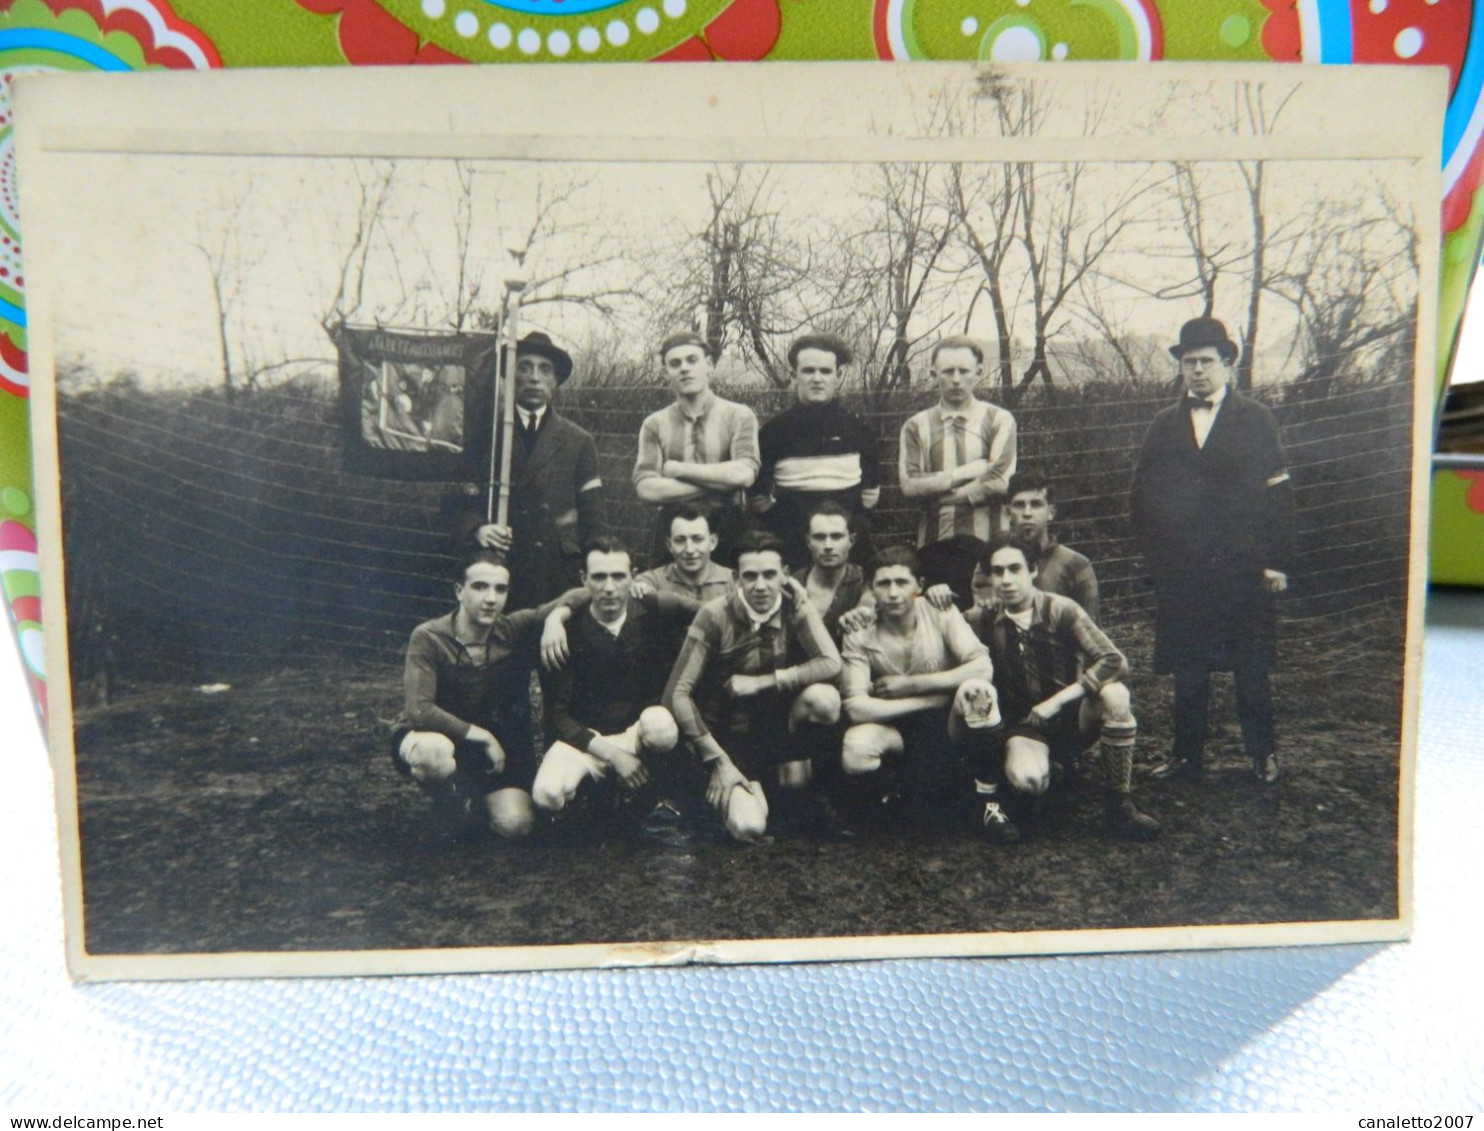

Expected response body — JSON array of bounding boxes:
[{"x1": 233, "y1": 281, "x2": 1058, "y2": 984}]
[{"x1": 1, "y1": 0, "x2": 1481, "y2": 725}]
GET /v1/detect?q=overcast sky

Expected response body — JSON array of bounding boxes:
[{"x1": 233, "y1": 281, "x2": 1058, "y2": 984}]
[{"x1": 43, "y1": 151, "x2": 1417, "y2": 391}]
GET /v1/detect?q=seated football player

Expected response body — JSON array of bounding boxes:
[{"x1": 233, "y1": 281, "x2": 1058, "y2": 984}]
[
  {"x1": 664, "y1": 530, "x2": 843, "y2": 842},
  {"x1": 965, "y1": 537, "x2": 1159, "y2": 842},
  {"x1": 838, "y1": 546, "x2": 1006, "y2": 833},
  {"x1": 390, "y1": 550, "x2": 582, "y2": 842},
  {"x1": 531, "y1": 537, "x2": 703, "y2": 823}
]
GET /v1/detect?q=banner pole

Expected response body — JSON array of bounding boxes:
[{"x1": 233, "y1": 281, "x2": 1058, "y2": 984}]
[
  {"x1": 485, "y1": 302, "x2": 505, "y2": 526},
  {"x1": 491, "y1": 278, "x2": 527, "y2": 528}
]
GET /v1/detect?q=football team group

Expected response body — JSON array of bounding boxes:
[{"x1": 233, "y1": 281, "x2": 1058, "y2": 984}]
[{"x1": 392, "y1": 317, "x2": 1294, "y2": 848}]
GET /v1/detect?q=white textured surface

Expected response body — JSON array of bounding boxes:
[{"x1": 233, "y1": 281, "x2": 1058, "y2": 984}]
[{"x1": 1, "y1": 593, "x2": 1480, "y2": 1112}]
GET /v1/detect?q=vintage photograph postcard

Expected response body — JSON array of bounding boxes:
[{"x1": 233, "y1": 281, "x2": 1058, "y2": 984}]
[{"x1": 16, "y1": 62, "x2": 1439, "y2": 980}]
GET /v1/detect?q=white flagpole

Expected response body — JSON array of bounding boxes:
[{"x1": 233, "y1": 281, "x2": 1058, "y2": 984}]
[{"x1": 489, "y1": 278, "x2": 527, "y2": 526}]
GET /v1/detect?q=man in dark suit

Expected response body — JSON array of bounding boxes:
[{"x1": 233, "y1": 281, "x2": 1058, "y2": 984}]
[
  {"x1": 449, "y1": 331, "x2": 607, "y2": 611},
  {"x1": 1132, "y1": 317, "x2": 1294, "y2": 784}
]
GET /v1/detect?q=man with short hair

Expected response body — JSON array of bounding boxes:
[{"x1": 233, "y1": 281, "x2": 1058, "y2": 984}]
[
  {"x1": 531, "y1": 537, "x2": 700, "y2": 822},
  {"x1": 1131, "y1": 317, "x2": 1294, "y2": 784},
  {"x1": 899, "y1": 335, "x2": 1017, "y2": 548},
  {"x1": 798, "y1": 501, "x2": 868, "y2": 645},
  {"x1": 750, "y1": 333, "x2": 880, "y2": 570},
  {"x1": 633, "y1": 502, "x2": 736, "y2": 604},
  {"x1": 966, "y1": 537, "x2": 1159, "y2": 841},
  {"x1": 664, "y1": 530, "x2": 843, "y2": 842},
  {"x1": 634, "y1": 331, "x2": 760, "y2": 569},
  {"x1": 965, "y1": 470, "x2": 1100, "y2": 620},
  {"x1": 447, "y1": 331, "x2": 606, "y2": 611},
  {"x1": 390, "y1": 551, "x2": 580, "y2": 841},
  {"x1": 839, "y1": 546, "x2": 1005, "y2": 834}
]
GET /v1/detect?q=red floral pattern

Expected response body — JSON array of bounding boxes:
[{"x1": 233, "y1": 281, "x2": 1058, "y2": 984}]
[
  {"x1": 1457, "y1": 470, "x2": 1484, "y2": 516},
  {"x1": 294, "y1": 0, "x2": 464, "y2": 64},
  {"x1": 291, "y1": 0, "x2": 781, "y2": 63},
  {"x1": 34, "y1": 0, "x2": 223, "y2": 67}
]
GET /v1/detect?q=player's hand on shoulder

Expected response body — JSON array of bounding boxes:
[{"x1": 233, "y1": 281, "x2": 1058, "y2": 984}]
[
  {"x1": 924, "y1": 583, "x2": 956, "y2": 610},
  {"x1": 540, "y1": 614, "x2": 571, "y2": 670},
  {"x1": 630, "y1": 580, "x2": 655, "y2": 602},
  {"x1": 1262, "y1": 569, "x2": 1288, "y2": 593},
  {"x1": 838, "y1": 605, "x2": 876, "y2": 635}
]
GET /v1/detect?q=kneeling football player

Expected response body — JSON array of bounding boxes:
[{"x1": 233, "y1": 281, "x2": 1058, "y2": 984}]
[
  {"x1": 390, "y1": 550, "x2": 580, "y2": 842},
  {"x1": 532, "y1": 537, "x2": 703, "y2": 826},
  {"x1": 663, "y1": 530, "x2": 844, "y2": 842},
  {"x1": 965, "y1": 537, "x2": 1159, "y2": 842},
  {"x1": 838, "y1": 546, "x2": 1006, "y2": 832}
]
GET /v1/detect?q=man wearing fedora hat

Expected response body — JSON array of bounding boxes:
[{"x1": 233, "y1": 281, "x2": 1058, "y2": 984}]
[
  {"x1": 449, "y1": 330, "x2": 607, "y2": 612},
  {"x1": 1132, "y1": 317, "x2": 1294, "y2": 784}
]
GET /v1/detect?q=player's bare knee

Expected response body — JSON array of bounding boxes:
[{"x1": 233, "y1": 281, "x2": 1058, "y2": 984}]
[
  {"x1": 530, "y1": 766, "x2": 566, "y2": 813},
  {"x1": 532, "y1": 743, "x2": 593, "y2": 812},
  {"x1": 1005, "y1": 739, "x2": 1051, "y2": 796},
  {"x1": 1008, "y1": 768, "x2": 1051, "y2": 796},
  {"x1": 953, "y1": 678, "x2": 1001, "y2": 728},
  {"x1": 841, "y1": 726, "x2": 886, "y2": 776},
  {"x1": 486, "y1": 790, "x2": 534, "y2": 839},
  {"x1": 1098, "y1": 681, "x2": 1132, "y2": 721},
  {"x1": 794, "y1": 682, "x2": 841, "y2": 726},
  {"x1": 726, "y1": 796, "x2": 769, "y2": 843},
  {"x1": 637, "y1": 705, "x2": 679, "y2": 753},
  {"x1": 403, "y1": 732, "x2": 457, "y2": 785}
]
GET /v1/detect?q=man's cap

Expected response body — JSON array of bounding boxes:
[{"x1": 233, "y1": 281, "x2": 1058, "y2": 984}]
[
  {"x1": 658, "y1": 330, "x2": 711, "y2": 361},
  {"x1": 516, "y1": 331, "x2": 574, "y2": 384},
  {"x1": 1169, "y1": 317, "x2": 1238, "y2": 363}
]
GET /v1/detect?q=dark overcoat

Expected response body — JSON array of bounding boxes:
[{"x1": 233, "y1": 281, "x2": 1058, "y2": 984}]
[
  {"x1": 447, "y1": 410, "x2": 606, "y2": 611},
  {"x1": 1130, "y1": 391, "x2": 1294, "y2": 673}
]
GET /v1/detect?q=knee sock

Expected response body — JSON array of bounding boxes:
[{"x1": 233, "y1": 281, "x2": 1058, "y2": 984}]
[{"x1": 1100, "y1": 711, "x2": 1138, "y2": 794}]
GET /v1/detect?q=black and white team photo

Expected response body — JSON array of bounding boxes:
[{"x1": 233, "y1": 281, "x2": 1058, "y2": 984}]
[{"x1": 26, "y1": 65, "x2": 1433, "y2": 972}]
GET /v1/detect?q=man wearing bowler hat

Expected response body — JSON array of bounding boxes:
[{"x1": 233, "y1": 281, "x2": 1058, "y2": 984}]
[
  {"x1": 1132, "y1": 317, "x2": 1294, "y2": 784},
  {"x1": 449, "y1": 330, "x2": 607, "y2": 611}
]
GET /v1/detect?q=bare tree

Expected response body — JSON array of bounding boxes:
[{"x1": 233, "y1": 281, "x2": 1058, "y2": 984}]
[
  {"x1": 1073, "y1": 275, "x2": 1145, "y2": 384},
  {"x1": 649, "y1": 165, "x2": 825, "y2": 386},
  {"x1": 1154, "y1": 162, "x2": 1234, "y2": 317},
  {"x1": 1013, "y1": 157, "x2": 1163, "y2": 390},
  {"x1": 192, "y1": 176, "x2": 263, "y2": 403},
  {"x1": 1267, "y1": 188, "x2": 1418, "y2": 395},
  {"x1": 319, "y1": 159, "x2": 399, "y2": 336},
  {"x1": 493, "y1": 172, "x2": 646, "y2": 336},
  {"x1": 403, "y1": 160, "x2": 488, "y2": 333},
  {"x1": 858, "y1": 162, "x2": 956, "y2": 393},
  {"x1": 949, "y1": 161, "x2": 1019, "y2": 388},
  {"x1": 1230, "y1": 80, "x2": 1301, "y2": 389},
  {"x1": 946, "y1": 73, "x2": 1050, "y2": 389}
]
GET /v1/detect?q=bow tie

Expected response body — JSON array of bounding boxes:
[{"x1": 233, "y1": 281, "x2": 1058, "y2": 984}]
[{"x1": 1185, "y1": 396, "x2": 1217, "y2": 411}]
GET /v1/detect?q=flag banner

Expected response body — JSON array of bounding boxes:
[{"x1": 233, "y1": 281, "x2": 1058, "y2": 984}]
[{"x1": 336, "y1": 325, "x2": 499, "y2": 481}]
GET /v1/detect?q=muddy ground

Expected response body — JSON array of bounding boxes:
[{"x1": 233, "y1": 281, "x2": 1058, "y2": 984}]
[{"x1": 70, "y1": 639, "x2": 1402, "y2": 958}]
